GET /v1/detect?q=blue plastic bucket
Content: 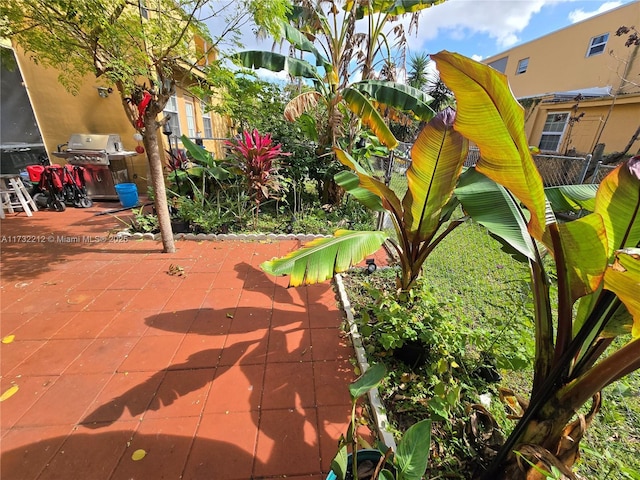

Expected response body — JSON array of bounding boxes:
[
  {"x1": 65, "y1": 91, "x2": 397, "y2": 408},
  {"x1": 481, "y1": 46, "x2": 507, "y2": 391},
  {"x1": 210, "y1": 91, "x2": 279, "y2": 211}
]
[{"x1": 114, "y1": 183, "x2": 138, "y2": 208}]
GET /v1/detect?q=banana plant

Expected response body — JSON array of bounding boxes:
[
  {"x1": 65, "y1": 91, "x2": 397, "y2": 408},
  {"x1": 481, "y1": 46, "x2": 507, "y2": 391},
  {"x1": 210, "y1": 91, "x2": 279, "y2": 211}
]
[{"x1": 263, "y1": 51, "x2": 640, "y2": 479}]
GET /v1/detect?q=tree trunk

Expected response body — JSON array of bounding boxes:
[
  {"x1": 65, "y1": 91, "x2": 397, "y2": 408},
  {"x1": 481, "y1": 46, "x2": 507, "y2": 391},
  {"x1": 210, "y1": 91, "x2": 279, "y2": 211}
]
[{"x1": 143, "y1": 116, "x2": 175, "y2": 253}]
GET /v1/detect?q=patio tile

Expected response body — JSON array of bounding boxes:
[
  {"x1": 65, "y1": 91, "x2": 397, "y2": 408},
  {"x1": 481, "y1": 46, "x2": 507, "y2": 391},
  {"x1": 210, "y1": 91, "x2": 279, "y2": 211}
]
[
  {"x1": 84, "y1": 288, "x2": 134, "y2": 312},
  {"x1": 65, "y1": 337, "x2": 135, "y2": 374},
  {"x1": 237, "y1": 287, "x2": 275, "y2": 309},
  {"x1": 97, "y1": 310, "x2": 151, "y2": 338},
  {"x1": 81, "y1": 371, "x2": 165, "y2": 426},
  {"x1": 0, "y1": 424, "x2": 73, "y2": 480},
  {"x1": 169, "y1": 334, "x2": 225, "y2": 368},
  {"x1": 0, "y1": 339, "x2": 46, "y2": 374},
  {"x1": 200, "y1": 287, "x2": 242, "y2": 310},
  {"x1": 145, "y1": 309, "x2": 199, "y2": 335},
  {"x1": 8, "y1": 312, "x2": 71, "y2": 340},
  {"x1": 161, "y1": 288, "x2": 209, "y2": 312},
  {"x1": 0, "y1": 312, "x2": 34, "y2": 336},
  {"x1": 309, "y1": 328, "x2": 353, "y2": 361},
  {"x1": 110, "y1": 416, "x2": 199, "y2": 480},
  {"x1": 143, "y1": 368, "x2": 215, "y2": 419},
  {"x1": 266, "y1": 326, "x2": 312, "y2": 363},
  {"x1": 187, "y1": 308, "x2": 233, "y2": 336},
  {"x1": 184, "y1": 411, "x2": 258, "y2": 480},
  {"x1": 314, "y1": 360, "x2": 357, "y2": 406},
  {"x1": 205, "y1": 364, "x2": 264, "y2": 413},
  {"x1": 51, "y1": 310, "x2": 116, "y2": 339},
  {"x1": 254, "y1": 407, "x2": 322, "y2": 478},
  {"x1": 123, "y1": 289, "x2": 168, "y2": 311},
  {"x1": 10, "y1": 338, "x2": 93, "y2": 376},
  {"x1": 262, "y1": 361, "x2": 315, "y2": 410},
  {"x1": 37, "y1": 422, "x2": 137, "y2": 480},
  {"x1": 218, "y1": 330, "x2": 269, "y2": 366},
  {"x1": 13, "y1": 373, "x2": 110, "y2": 427},
  {"x1": 0, "y1": 375, "x2": 58, "y2": 429},
  {"x1": 117, "y1": 335, "x2": 184, "y2": 373}
]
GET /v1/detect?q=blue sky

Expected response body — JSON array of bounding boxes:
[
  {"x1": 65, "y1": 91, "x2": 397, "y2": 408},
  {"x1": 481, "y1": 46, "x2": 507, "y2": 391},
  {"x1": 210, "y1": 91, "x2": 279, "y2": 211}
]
[{"x1": 413, "y1": 0, "x2": 637, "y2": 60}]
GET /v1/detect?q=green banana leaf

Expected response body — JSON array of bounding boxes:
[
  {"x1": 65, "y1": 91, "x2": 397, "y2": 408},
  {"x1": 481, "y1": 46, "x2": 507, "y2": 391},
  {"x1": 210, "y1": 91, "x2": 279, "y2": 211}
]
[
  {"x1": 260, "y1": 230, "x2": 388, "y2": 287},
  {"x1": 279, "y1": 20, "x2": 331, "y2": 70},
  {"x1": 342, "y1": 87, "x2": 399, "y2": 149},
  {"x1": 594, "y1": 161, "x2": 640, "y2": 256},
  {"x1": 403, "y1": 107, "x2": 467, "y2": 242},
  {"x1": 335, "y1": 171, "x2": 385, "y2": 212},
  {"x1": 394, "y1": 418, "x2": 432, "y2": 480},
  {"x1": 545, "y1": 184, "x2": 598, "y2": 213},
  {"x1": 235, "y1": 50, "x2": 320, "y2": 81},
  {"x1": 351, "y1": 80, "x2": 435, "y2": 121},
  {"x1": 455, "y1": 168, "x2": 536, "y2": 261},
  {"x1": 432, "y1": 51, "x2": 547, "y2": 241},
  {"x1": 349, "y1": 0, "x2": 446, "y2": 17},
  {"x1": 604, "y1": 249, "x2": 640, "y2": 337}
]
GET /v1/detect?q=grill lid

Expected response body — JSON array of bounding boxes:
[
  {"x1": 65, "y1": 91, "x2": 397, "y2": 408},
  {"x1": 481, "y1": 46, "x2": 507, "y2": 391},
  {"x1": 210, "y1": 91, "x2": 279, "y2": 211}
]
[{"x1": 67, "y1": 134, "x2": 123, "y2": 153}]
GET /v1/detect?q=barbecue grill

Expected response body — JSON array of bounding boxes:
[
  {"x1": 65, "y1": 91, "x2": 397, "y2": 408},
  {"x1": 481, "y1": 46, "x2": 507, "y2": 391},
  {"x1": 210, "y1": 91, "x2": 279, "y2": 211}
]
[{"x1": 52, "y1": 134, "x2": 137, "y2": 200}]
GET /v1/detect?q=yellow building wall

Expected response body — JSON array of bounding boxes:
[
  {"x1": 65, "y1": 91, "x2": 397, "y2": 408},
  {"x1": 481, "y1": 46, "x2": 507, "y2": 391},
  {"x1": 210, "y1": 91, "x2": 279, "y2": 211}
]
[
  {"x1": 483, "y1": 1, "x2": 640, "y2": 97},
  {"x1": 11, "y1": 44, "x2": 230, "y2": 191}
]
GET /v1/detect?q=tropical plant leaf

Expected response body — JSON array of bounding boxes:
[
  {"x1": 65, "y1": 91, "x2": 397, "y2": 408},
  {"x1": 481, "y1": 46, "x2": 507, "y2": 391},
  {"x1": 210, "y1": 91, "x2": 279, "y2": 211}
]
[
  {"x1": 395, "y1": 419, "x2": 432, "y2": 480},
  {"x1": 330, "y1": 444, "x2": 348, "y2": 480},
  {"x1": 335, "y1": 148, "x2": 404, "y2": 219},
  {"x1": 280, "y1": 20, "x2": 331, "y2": 70},
  {"x1": 455, "y1": 168, "x2": 536, "y2": 260},
  {"x1": 343, "y1": 87, "x2": 399, "y2": 149},
  {"x1": 235, "y1": 50, "x2": 320, "y2": 80},
  {"x1": 558, "y1": 213, "x2": 608, "y2": 304},
  {"x1": 350, "y1": 0, "x2": 445, "y2": 17},
  {"x1": 545, "y1": 184, "x2": 597, "y2": 213},
  {"x1": 260, "y1": 230, "x2": 388, "y2": 287},
  {"x1": 349, "y1": 363, "x2": 387, "y2": 400},
  {"x1": 403, "y1": 107, "x2": 467, "y2": 242},
  {"x1": 335, "y1": 171, "x2": 385, "y2": 212},
  {"x1": 181, "y1": 135, "x2": 212, "y2": 166},
  {"x1": 594, "y1": 159, "x2": 640, "y2": 257},
  {"x1": 351, "y1": 80, "x2": 435, "y2": 121},
  {"x1": 284, "y1": 91, "x2": 322, "y2": 122},
  {"x1": 604, "y1": 249, "x2": 640, "y2": 337},
  {"x1": 432, "y1": 51, "x2": 547, "y2": 241}
]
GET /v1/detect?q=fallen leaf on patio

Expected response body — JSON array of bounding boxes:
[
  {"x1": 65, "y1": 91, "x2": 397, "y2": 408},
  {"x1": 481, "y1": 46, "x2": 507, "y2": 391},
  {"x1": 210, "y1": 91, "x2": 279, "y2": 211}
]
[
  {"x1": 167, "y1": 264, "x2": 185, "y2": 276},
  {"x1": 131, "y1": 449, "x2": 147, "y2": 461},
  {"x1": 0, "y1": 385, "x2": 19, "y2": 402},
  {"x1": 14, "y1": 282, "x2": 31, "y2": 289},
  {"x1": 226, "y1": 313, "x2": 234, "y2": 318},
  {"x1": 2, "y1": 335, "x2": 15, "y2": 344}
]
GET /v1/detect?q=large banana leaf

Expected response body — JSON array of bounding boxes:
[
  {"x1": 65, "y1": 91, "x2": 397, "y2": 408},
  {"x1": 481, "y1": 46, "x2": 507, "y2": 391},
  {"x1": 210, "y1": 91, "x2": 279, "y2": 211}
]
[
  {"x1": 235, "y1": 50, "x2": 320, "y2": 81},
  {"x1": 349, "y1": 0, "x2": 446, "y2": 17},
  {"x1": 604, "y1": 249, "x2": 640, "y2": 337},
  {"x1": 280, "y1": 20, "x2": 331, "y2": 70},
  {"x1": 335, "y1": 171, "x2": 385, "y2": 212},
  {"x1": 557, "y1": 214, "x2": 608, "y2": 304},
  {"x1": 432, "y1": 51, "x2": 547, "y2": 241},
  {"x1": 284, "y1": 91, "x2": 322, "y2": 122},
  {"x1": 403, "y1": 107, "x2": 467, "y2": 241},
  {"x1": 342, "y1": 87, "x2": 399, "y2": 149},
  {"x1": 351, "y1": 80, "x2": 435, "y2": 121},
  {"x1": 260, "y1": 230, "x2": 388, "y2": 287},
  {"x1": 545, "y1": 184, "x2": 598, "y2": 213},
  {"x1": 594, "y1": 159, "x2": 640, "y2": 256},
  {"x1": 455, "y1": 168, "x2": 536, "y2": 261}
]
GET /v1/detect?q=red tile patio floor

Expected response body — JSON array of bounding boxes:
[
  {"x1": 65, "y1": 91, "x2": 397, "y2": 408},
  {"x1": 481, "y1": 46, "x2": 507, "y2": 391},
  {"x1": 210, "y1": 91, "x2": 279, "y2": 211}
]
[{"x1": 0, "y1": 201, "x2": 385, "y2": 479}]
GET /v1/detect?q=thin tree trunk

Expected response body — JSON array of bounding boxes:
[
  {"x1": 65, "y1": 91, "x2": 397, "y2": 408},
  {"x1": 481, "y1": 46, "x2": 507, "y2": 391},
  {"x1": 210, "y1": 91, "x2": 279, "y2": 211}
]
[{"x1": 143, "y1": 116, "x2": 175, "y2": 253}]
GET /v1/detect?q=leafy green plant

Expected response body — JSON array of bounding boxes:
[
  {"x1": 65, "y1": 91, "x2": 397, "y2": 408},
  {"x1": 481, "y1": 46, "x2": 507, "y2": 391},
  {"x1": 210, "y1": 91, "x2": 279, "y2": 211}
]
[
  {"x1": 331, "y1": 363, "x2": 432, "y2": 480},
  {"x1": 225, "y1": 129, "x2": 289, "y2": 228}
]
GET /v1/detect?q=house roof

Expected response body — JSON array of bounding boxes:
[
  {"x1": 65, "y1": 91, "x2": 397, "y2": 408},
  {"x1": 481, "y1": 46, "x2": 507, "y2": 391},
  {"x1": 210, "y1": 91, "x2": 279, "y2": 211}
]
[{"x1": 519, "y1": 86, "x2": 613, "y2": 102}]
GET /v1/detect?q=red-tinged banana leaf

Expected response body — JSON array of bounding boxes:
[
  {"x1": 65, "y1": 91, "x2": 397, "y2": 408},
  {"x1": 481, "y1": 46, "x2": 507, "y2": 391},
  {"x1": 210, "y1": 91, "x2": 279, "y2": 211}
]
[
  {"x1": 594, "y1": 158, "x2": 640, "y2": 256},
  {"x1": 235, "y1": 51, "x2": 320, "y2": 81},
  {"x1": 403, "y1": 107, "x2": 467, "y2": 242},
  {"x1": 342, "y1": 87, "x2": 399, "y2": 149},
  {"x1": 335, "y1": 148, "x2": 404, "y2": 220},
  {"x1": 604, "y1": 249, "x2": 640, "y2": 338},
  {"x1": 260, "y1": 230, "x2": 389, "y2": 287},
  {"x1": 351, "y1": 80, "x2": 435, "y2": 121},
  {"x1": 334, "y1": 171, "x2": 385, "y2": 212},
  {"x1": 557, "y1": 213, "x2": 608, "y2": 305},
  {"x1": 432, "y1": 51, "x2": 547, "y2": 241},
  {"x1": 455, "y1": 168, "x2": 536, "y2": 261}
]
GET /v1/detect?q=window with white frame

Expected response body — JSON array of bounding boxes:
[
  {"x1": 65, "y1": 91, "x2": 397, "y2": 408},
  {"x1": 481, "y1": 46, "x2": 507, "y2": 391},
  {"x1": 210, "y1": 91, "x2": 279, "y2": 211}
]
[
  {"x1": 539, "y1": 113, "x2": 569, "y2": 152},
  {"x1": 587, "y1": 33, "x2": 609, "y2": 57},
  {"x1": 516, "y1": 57, "x2": 529, "y2": 75},
  {"x1": 163, "y1": 95, "x2": 181, "y2": 137},
  {"x1": 185, "y1": 101, "x2": 196, "y2": 137},
  {"x1": 201, "y1": 100, "x2": 213, "y2": 138}
]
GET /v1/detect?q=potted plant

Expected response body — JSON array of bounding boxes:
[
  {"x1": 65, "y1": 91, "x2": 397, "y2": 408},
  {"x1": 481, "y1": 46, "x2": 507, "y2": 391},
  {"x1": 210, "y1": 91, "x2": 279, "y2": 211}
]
[{"x1": 329, "y1": 363, "x2": 431, "y2": 480}]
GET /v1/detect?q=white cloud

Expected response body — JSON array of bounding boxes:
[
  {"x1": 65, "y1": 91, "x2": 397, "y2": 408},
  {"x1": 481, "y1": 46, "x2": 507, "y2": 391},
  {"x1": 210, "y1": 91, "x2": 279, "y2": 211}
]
[
  {"x1": 568, "y1": 1, "x2": 622, "y2": 23},
  {"x1": 471, "y1": 54, "x2": 484, "y2": 61}
]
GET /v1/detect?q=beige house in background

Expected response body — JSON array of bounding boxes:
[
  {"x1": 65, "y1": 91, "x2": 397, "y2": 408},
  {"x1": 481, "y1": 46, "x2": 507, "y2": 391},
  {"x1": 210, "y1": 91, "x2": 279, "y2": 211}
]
[{"x1": 483, "y1": 0, "x2": 640, "y2": 157}]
